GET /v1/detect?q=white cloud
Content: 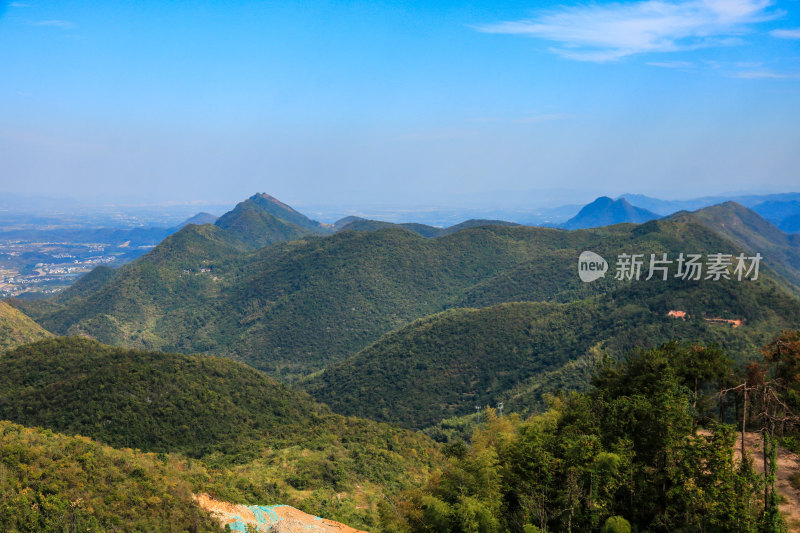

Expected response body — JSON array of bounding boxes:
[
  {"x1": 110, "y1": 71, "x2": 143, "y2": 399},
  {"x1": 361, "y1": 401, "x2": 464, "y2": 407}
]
[
  {"x1": 475, "y1": 0, "x2": 781, "y2": 62},
  {"x1": 770, "y1": 28, "x2": 800, "y2": 39},
  {"x1": 33, "y1": 20, "x2": 75, "y2": 29},
  {"x1": 647, "y1": 60, "x2": 695, "y2": 67},
  {"x1": 734, "y1": 69, "x2": 800, "y2": 78}
]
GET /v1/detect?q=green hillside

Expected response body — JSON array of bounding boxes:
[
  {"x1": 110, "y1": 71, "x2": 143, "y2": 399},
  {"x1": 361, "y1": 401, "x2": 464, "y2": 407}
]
[
  {"x1": 337, "y1": 217, "x2": 517, "y2": 238},
  {"x1": 0, "y1": 420, "x2": 223, "y2": 532},
  {"x1": 671, "y1": 201, "x2": 800, "y2": 292},
  {"x1": 0, "y1": 337, "x2": 327, "y2": 457},
  {"x1": 304, "y1": 274, "x2": 800, "y2": 429},
  {"x1": 0, "y1": 337, "x2": 436, "y2": 461},
  {"x1": 24, "y1": 203, "x2": 800, "y2": 380},
  {"x1": 214, "y1": 198, "x2": 316, "y2": 249},
  {"x1": 239, "y1": 192, "x2": 331, "y2": 233},
  {"x1": 338, "y1": 217, "x2": 442, "y2": 237},
  {"x1": 0, "y1": 300, "x2": 50, "y2": 352},
  {"x1": 0, "y1": 337, "x2": 442, "y2": 528}
]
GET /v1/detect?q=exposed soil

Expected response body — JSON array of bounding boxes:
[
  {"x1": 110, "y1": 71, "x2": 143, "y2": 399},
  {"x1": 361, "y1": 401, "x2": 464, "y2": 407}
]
[
  {"x1": 193, "y1": 493, "x2": 368, "y2": 533},
  {"x1": 735, "y1": 431, "x2": 800, "y2": 531},
  {"x1": 697, "y1": 429, "x2": 800, "y2": 531}
]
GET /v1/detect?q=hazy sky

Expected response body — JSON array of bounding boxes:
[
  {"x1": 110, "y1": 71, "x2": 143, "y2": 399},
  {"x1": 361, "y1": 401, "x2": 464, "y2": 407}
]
[{"x1": 1, "y1": 0, "x2": 799, "y2": 208}]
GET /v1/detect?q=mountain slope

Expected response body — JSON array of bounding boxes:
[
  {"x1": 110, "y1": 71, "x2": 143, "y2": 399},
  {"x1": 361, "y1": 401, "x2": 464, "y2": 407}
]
[
  {"x1": 781, "y1": 213, "x2": 800, "y2": 233},
  {"x1": 0, "y1": 336, "x2": 442, "y2": 529},
  {"x1": 0, "y1": 420, "x2": 222, "y2": 532},
  {"x1": 337, "y1": 217, "x2": 443, "y2": 237},
  {"x1": 564, "y1": 196, "x2": 660, "y2": 229},
  {"x1": 305, "y1": 276, "x2": 800, "y2": 429},
  {"x1": 26, "y1": 206, "x2": 800, "y2": 380},
  {"x1": 0, "y1": 300, "x2": 50, "y2": 351},
  {"x1": 0, "y1": 337, "x2": 326, "y2": 457},
  {"x1": 241, "y1": 193, "x2": 331, "y2": 232},
  {"x1": 32, "y1": 223, "x2": 246, "y2": 347},
  {"x1": 214, "y1": 196, "x2": 317, "y2": 249},
  {"x1": 669, "y1": 202, "x2": 800, "y2": 291}
]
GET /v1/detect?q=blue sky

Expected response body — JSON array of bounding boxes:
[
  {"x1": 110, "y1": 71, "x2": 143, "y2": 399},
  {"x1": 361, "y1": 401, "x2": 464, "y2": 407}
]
[{"x1": 1, "y1": 0, "x2": 799, "y2": 208}]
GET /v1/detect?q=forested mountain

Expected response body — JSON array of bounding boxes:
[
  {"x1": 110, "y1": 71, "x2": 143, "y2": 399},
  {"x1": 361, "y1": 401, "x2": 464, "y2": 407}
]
[
  {"x1": 236, "y1": 193, "x2": 331, "y2": 233},
  {"x1": 0, "y1": 300, "x2": 51, "y2": 351},
  {"x1": 670, "y1": 202, "x2": 800, "y2": 291},
  {"x1": 336, "y1": 217, "x2": 518, "y2": 238},
  {"x1": 305, "y1": 275, "x2": 800, "y2": 429},
  {"x1": 0, "y1": 337, "x2": 442, "y2": 529},
  {"x1": 214, "y1": 194, "x2": 327, "y2": 248},
  {"x1": 18, "y1": 200, "x2": 800, "y2": 382},
  {"x1": 4, "y1": 194, "x2": 800, "y2": 531}
]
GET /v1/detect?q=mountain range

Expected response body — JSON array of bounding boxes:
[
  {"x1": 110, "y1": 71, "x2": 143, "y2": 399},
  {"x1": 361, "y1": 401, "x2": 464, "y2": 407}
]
[
  {"x1": 3, "y1": 190, "x2": 800, "y2": 530},
  {"x1": 13, "y1": 192, "x2": 800, "y2": 390}
]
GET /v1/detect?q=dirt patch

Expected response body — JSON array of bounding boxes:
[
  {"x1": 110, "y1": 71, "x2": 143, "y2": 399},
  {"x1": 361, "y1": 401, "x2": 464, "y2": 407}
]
[
  {"x1": 704, "y1": 317, "x2": 745, "y2": 327},
  {"x1": 193, "y1": 493, "x2": 367, "y2": 533},
  {"x1": 735, "y1": 432, "x2": 800, "y2": 531},
  {"x1": 698, "y1": 430, "x2": 800, "y2": 531}
]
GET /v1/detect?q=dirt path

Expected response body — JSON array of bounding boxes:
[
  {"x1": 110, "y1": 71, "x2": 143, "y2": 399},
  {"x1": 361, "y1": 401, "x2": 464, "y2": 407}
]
[
  {"x1": 193, "y1": 493, "x2": 368, "y2": 533},
  {"x1": 733, "y1": 431, "x2": 800, "y2": 532}
]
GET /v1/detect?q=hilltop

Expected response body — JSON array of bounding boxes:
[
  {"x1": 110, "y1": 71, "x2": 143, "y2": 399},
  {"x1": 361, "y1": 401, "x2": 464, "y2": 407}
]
[
  {"x1": 563, "y1": 196, "x2": 660, "y2": 229},
  {"x1": 214, "y1": 193, "x2": 329, "y2": 248},
  {"x1": 0, "y1": 337, "x2": 326, "y2": 457}
]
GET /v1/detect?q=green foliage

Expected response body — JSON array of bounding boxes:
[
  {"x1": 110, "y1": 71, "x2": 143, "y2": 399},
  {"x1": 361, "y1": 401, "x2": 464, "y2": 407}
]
[
  {"x1": 30, "y1": 210, "x2": 800, "y2": 383},
  {"x1": 0, "y1": 420, "x2": 222, "y2": 532},
  {"x1": 0, "y1": 337, "x2": 327, "y2": 458},
  {"x1": 390, "y1": 343, "x2": 765, "y2": 533},
  {"x1": 0, "y1": 301, "x2": 51, "y2": 353},
  {"x1": 0, "y1": 337, "x2": 442, "y2": 529},
  {"x1": 305, "y1": 278, "x2": 800, "y2": 430},
  {"x1": 601, "y1": 516, "x2": 631, "y2": 533}
]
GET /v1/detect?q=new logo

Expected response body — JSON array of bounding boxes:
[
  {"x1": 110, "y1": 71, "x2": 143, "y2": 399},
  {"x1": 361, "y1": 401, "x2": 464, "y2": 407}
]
[{"x1": 578, "y1": 251, "x2": 608, "y2": 282}]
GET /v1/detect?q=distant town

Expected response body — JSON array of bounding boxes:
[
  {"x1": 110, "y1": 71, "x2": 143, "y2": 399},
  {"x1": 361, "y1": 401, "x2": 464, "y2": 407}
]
[{"x1": 0, "y1": 240, "x2": 153, "y2": 298}]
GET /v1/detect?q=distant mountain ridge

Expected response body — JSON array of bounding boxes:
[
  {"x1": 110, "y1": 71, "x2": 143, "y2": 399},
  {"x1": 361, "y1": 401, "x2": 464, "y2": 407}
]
[
  {"x1": 335, "y1": 216, "x2": 518, "y2": 238},
  {"x1": 668, "y1": 201, "x2": 800, "y2": 291},
  {"x1": 618, "y1": 192, "x2": 800, "y2": 232},
  {"x1": 562, "y1": 196, "x2": 660, "y2": 229},
  {"x1": 619, "y1": 192, "x2": 800, "y2": 216},
  {"x1": 177, "y1": 211, "x2": 218, "y2": 228},
  {"x1": 19, "y1": 195, "x2": 800, "y2": 383}
]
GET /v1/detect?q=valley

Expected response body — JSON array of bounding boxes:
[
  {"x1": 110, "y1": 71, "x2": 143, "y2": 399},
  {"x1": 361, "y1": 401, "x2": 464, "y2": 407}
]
[{"x1": 2, "y1": 192, "x2": 800, "y2": 531}]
